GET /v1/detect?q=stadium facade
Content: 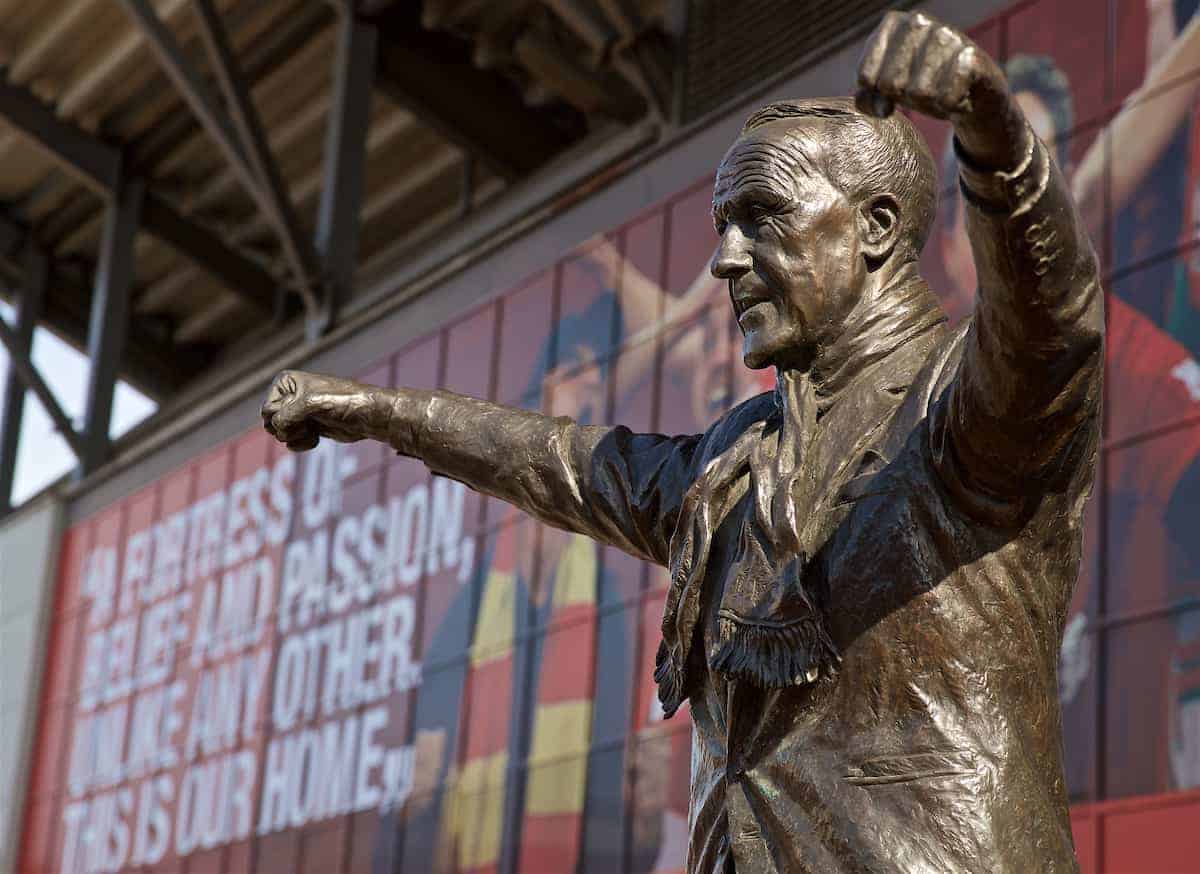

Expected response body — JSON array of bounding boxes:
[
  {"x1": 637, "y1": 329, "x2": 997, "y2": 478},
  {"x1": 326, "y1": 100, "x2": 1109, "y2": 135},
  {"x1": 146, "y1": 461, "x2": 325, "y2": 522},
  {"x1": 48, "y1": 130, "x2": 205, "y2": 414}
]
[{"x1": 4, "y1": 0, "x2": 1199, "y2": 872}]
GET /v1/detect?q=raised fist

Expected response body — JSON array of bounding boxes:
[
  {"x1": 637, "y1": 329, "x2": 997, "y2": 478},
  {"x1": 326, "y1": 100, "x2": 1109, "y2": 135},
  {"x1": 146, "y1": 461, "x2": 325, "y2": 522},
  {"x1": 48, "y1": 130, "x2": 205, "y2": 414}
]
[
  {"x1": 856, "y1": 11, "x2": 1007, "y2": 124},
  {"x1": 261, "y1": 370, "x2": 381, "y2": 451}
]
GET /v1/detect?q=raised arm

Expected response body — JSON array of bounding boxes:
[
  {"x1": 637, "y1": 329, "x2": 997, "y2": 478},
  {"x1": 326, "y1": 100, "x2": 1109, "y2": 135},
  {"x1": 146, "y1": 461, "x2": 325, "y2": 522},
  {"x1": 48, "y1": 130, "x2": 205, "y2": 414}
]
[
  {"x1": 858, "y1": 12, "x2": 1103, "y2": 506},
  {"x1": 260, "y1": 371, "x2": 701, "y2": 564}
]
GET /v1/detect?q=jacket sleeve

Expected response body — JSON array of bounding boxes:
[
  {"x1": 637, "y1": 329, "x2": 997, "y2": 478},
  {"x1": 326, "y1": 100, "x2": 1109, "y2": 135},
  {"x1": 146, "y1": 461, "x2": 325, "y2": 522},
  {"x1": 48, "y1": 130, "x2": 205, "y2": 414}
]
[
  {"x1": 387, "y1": 389, "x2": 704, "y2": 566},
  {"x1": 931, "y1": 126, "x2": 1104, "y2": 520}
]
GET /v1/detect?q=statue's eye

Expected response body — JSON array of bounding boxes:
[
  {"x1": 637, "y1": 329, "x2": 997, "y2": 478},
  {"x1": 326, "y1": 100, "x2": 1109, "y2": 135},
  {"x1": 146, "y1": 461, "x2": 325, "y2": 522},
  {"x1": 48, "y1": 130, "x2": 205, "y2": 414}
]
[{"x1": 748, "y1": 204, "x2": 771, "y2": 223}]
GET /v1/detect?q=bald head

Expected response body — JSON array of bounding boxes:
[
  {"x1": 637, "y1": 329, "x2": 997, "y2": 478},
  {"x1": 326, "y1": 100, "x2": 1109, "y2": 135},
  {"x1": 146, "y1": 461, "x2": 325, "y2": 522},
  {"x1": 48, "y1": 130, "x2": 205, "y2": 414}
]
[{"x1": 723, "y1": 97, "x2": 938, "y2": 261}]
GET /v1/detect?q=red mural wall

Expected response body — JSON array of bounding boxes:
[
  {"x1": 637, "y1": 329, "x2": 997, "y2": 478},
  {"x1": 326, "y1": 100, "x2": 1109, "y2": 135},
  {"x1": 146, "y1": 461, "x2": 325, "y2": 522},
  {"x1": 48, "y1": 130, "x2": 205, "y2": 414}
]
[{"x1": 18, "y1": 0, "x2": 1200, "y2": 871}]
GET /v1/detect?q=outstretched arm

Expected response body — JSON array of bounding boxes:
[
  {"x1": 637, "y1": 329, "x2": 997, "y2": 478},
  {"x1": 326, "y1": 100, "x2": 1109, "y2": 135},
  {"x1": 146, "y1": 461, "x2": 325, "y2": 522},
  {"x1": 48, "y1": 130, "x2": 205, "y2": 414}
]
[
  {"x1": 261, "y1": 372, "x2": 702, "y2": 565},
  {"x1": 859, "y1": 12, "x2": 1103, "y2": 509}
]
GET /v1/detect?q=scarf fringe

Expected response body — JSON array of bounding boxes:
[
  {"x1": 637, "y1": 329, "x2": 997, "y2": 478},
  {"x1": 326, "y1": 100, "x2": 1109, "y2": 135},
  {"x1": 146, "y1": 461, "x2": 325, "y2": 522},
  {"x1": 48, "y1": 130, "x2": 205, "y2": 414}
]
[
  {"x1": 654, "y1": 641, "x2": 687, "y2": 718},
  {"x1": 710, "y1": 613, "x2": 839, "y2": 689}
]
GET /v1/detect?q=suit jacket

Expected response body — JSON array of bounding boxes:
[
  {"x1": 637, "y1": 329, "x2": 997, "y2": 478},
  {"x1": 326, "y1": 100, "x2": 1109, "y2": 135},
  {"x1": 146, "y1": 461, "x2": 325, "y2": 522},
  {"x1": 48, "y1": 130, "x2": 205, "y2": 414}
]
[{"x1": 390, "y1": 126, "x2": 1103, "y2": 873}]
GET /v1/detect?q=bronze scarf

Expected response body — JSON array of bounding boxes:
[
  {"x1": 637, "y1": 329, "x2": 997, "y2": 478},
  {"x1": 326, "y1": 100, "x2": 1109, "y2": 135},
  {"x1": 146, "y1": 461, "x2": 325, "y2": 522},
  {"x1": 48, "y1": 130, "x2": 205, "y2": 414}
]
[{"x1": 655, "y1": 272, "x2": 947, "y2": 717}]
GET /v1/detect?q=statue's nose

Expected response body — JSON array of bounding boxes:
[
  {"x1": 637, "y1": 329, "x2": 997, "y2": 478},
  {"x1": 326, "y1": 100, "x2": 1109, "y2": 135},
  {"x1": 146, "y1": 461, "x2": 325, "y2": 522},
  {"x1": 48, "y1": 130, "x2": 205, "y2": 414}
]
[{"x1": 711, "y1": 225, "x2": 752, "y2": 278}]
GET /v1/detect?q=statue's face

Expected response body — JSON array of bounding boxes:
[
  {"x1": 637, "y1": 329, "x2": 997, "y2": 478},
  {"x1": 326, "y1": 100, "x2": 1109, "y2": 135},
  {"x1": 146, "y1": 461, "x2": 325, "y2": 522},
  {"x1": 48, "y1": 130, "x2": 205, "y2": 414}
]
[{"x1": 711, "y1": 122, "x2": 865, "y2": 371}]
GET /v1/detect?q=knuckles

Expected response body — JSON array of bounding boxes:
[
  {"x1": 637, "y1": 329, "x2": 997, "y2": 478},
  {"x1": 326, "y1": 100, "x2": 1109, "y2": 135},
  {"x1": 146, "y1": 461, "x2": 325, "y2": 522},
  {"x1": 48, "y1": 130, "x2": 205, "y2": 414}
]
[{"x1": 856, "y1": 11, "x2": 1002, "y2": 122}]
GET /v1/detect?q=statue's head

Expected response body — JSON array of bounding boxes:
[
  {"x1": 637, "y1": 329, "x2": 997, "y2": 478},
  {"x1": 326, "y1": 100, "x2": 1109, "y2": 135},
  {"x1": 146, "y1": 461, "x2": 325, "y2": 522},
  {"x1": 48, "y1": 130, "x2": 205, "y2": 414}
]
[{"x1": 711, "y1": 97, "x2": 937, "y2": 371}]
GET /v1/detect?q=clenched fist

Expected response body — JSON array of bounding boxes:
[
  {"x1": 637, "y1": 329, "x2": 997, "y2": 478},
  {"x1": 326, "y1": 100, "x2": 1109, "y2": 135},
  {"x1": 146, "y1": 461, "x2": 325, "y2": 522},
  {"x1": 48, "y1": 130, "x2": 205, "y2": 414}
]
[
  {"x1": 261, "y1": 370, "x2": 390, "y2": 451},
  {"x1": 857, "y1": 11, "x2": 1023, "y2": 170}
]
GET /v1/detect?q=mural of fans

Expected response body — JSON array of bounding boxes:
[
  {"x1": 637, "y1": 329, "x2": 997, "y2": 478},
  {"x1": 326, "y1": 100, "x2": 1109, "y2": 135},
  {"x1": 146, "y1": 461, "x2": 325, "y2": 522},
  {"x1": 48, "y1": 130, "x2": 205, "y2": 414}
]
[
  {"x1": 1073, "y1": 0, "x2": 1200, "y2": 354},
  {"x1": 933, "y1": 51, "x2": 1200, "y2": 798},
  {"x1": 600, "y1": 237, "x2": 734, "y2": 874},
  {"x1": 368, "y1": 291, "x2": 628, "y2": 874}
]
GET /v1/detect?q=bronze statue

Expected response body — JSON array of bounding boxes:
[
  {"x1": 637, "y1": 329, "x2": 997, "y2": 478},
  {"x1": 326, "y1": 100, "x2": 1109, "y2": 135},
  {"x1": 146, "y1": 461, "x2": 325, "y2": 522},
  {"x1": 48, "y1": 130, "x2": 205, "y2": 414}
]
[{"x1": 262, "y1": 12, "x2": 1101, "y2": 873}]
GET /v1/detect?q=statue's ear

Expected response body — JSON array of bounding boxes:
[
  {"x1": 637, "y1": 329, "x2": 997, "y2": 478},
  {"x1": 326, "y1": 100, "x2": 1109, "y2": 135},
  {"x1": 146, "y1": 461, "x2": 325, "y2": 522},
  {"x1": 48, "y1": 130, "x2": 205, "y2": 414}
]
[{"x1": 858, "y1": 193, "x2": 900, "y2": 267}]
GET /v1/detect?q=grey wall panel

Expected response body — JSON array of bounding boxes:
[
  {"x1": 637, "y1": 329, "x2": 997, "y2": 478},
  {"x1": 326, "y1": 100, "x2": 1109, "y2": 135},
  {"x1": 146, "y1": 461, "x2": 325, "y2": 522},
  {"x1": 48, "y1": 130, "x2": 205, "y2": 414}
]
[{"x1": 0, "y1": 497, "x2": 63, "y2": 874}]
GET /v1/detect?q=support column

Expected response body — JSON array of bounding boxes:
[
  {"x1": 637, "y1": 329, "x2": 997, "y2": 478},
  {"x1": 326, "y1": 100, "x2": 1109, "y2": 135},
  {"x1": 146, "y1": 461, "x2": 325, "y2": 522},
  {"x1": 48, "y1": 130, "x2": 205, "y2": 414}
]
[
  {"x1": 0, "y1": 246, "x2": 49, "y2": 511},
  {"x1": 78, "y1": 176, "x2": 144, "y2": 477},
  {"x1": 313, "y1": 9, "x2": 378, "y2": 336}
]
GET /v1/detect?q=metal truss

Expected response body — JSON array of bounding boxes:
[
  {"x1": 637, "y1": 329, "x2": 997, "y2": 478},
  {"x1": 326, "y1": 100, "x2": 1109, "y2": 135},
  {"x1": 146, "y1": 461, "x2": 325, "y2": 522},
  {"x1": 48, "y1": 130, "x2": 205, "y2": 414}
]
[
  {"x1": 0, "y1": 0, "x2": 677, "y2": 515},
  {"x1": 0, "y1": 1, "x2": 381, "y2": 512}
]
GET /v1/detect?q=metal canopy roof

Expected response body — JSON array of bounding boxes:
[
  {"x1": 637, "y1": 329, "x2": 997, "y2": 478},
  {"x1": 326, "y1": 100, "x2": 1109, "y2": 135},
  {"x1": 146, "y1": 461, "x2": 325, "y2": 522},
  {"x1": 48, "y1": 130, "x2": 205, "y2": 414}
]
[
  {"x1": 0, "y1": 0, "x2": 673, "y2": 390},
  {"x1": 0, "y1": 0, "x2": 675, "y2": 503}
]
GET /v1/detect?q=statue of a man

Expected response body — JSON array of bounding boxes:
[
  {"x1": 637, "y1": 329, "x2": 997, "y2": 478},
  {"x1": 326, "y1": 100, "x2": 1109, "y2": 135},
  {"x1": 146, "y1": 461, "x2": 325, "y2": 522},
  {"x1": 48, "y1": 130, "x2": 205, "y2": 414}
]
[{"x1": 262, "y1": 12, "x2": 1101, "y2": 873}]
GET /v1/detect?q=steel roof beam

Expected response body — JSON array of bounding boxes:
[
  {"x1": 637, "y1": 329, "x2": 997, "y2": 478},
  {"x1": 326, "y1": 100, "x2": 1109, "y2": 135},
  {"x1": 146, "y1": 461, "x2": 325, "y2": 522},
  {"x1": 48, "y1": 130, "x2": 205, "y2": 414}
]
[
  {"x1": 314, "y1": 10, "x2": 378, "y2": 330},
  {"x1": 0, "y1": 210, "x2": 203, "y2": 400},
  {"x1": 141, "y1": 193, "x2": 278, "y2": 313},
  {"x1": 78, "y1": 177, "x2": 143, "y2": 475},
  {"x1": 0, "y1": 294, "x2": 85, "y2": 460},
  {"x1": 0, "y1": 74, "x2": 279, "y2": 315},
  {"x1": 191, "y1": 0, "x2": 323, "y2": 314},
  {"x1": 0, "y1": 245, "x2": 49, "y2": 510},
  {"x1": 0, "y1": 75, "x2": 120, "y2": 192},
  {"x1": 371, "y1": 5, "x2": 575, "y2": 180},
  {"x1": 117, "y1": 0, "x2": 320, "y2": 313}
]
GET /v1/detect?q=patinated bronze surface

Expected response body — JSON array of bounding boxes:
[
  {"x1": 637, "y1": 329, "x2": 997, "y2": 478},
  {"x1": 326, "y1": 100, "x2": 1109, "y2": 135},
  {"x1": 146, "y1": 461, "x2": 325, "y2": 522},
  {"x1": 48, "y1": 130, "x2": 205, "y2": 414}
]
[{"x1": 262, "y1": 12, "x2": 1101, "y2": 873}]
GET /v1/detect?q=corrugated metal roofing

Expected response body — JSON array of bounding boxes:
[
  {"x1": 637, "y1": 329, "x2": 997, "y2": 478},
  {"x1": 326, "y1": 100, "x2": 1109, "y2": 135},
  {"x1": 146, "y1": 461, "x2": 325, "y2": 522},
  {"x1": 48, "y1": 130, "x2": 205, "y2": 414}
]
[{"x1": 0, "y1": 0, "x2": 672, "y2": 397}]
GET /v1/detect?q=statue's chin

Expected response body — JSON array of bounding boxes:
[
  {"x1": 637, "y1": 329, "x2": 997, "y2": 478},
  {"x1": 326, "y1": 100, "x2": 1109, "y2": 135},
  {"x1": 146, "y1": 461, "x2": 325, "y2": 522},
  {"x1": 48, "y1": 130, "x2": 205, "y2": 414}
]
[
  {"x1": 742, "y1": 346, "x2": 774, "y2": 370},
  {"x1": 742, "y1": 329, "x2": 807, "y2": 372},
  {"x1": 741, "y1": 326, "x2": 779, "y2": 370}
]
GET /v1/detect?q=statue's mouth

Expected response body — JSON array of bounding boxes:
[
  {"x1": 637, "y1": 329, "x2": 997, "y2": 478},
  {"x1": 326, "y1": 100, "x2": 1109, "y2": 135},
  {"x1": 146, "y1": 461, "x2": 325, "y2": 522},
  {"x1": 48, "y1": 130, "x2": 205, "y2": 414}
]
[{"x1": 731, "y1": 283, "x2": 771, "y2": 320}]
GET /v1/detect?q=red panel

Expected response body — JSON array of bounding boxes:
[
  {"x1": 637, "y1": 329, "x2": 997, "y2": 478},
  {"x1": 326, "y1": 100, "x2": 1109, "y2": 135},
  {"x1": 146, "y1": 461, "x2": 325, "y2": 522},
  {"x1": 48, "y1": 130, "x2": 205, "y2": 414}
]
[
  {"x1": 53, "y1": 521, "x2": 92, "y2": 618},
  {"x1": 442, "y1": 305, "x2": 498, "y2": 528},
  {"x1": 496, "y1": 269, "x2": 556, "y2": 407},
  {"x1": 559, "y1": 234, "x2": 621, "y2": 361},
  {"x1": 118, "y1": 485, "x2": 159, "y2": 679},
  {"x1": 546, "y1": 352, "x2": 608, "y2": 426},
  {"x1": 443, "y1": 303, "x2": 496, "y2": 400},
  {"x1": 25, "y1": 701, "x2": 69, "y2": 801},
  {"x1": 231, "y1": 427, "x2": 270, "y2": 480},
  {"x1": 299, "y1": 819, "x2": 348, "y2": 874},
  {"x1": 1105, "y1": 273, "x2": 1200, "y2": 441},
  {"x1": 226, "y1": 840, "x2": 253, "y2": 873},
  {"x1": 85, "y1": 502, "x2": 125, "y2": 626},
  {"x1": 657, "y1": 300, "x2": 746, "y2": 437},
  {"x1": 17, "y1": 795, "x2": 56, "y2": 873},
  {"x1": 40, "y1": 598, "x2": 84, "y2": 709},
  {"x1": 253, "y1": 826, "x2": 301, "y2": 873},
  {"x1": 611, "y1": 335, "x2": 655, "y2": 433},
  {"x1": 1070, "y1": 811, "x2": 1097, "y2": 874},
  {"x1": 1005, "y1": 0, "x2": 1108, "y2": 140},
  {"x1": 1105, "y1": 426, "x2": 1200, "y2": 618},
  {"x1": 394, "y1": 333, "x2": 442, "y2": 393},
  {"x1": 1110, "y1": 0, "x2": 1200, "y2": 110},
  {"x1": 344, "y1": 808, "x2": 385, "y2": 873},
  {"x1": 186, "y1": 847, "x2": 226, "y2": 874},
  {"x1": 664, "y1": 183, "x2": 716, "y2": 297},
  {"x1": 1104, "y1": 612, "x2": 1191, "y2": 800},
  {"x1": 622, "y1": 208, "x2": 667, "y2": 332},
  {"x1": 1103, "y1": 794, "x2": 1200, "y2": 873}
]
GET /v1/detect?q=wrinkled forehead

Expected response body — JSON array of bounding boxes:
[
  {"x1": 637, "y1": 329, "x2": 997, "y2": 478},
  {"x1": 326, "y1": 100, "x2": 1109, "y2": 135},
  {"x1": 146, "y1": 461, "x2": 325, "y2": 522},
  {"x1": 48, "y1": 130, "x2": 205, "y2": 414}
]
[{"x1": 713, "y1": 120, "x2": 828, "y2": 204}]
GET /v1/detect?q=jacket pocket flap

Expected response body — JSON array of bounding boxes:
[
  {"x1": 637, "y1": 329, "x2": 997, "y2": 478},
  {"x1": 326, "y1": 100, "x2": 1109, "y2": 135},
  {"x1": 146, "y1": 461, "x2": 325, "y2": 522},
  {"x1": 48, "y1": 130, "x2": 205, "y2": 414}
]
[{"x1": 844, "y1": 750, "x2": 977, "y2": 786}]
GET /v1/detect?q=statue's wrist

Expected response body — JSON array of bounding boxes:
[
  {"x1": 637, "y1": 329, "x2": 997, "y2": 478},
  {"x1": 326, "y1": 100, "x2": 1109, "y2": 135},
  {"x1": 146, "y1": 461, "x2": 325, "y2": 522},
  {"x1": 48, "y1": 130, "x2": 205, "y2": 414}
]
[
  {"x1": 953, "y1": 115, "x2": 1038, "y2": 211},
  {"x1": 377, "y1": 388, "x2": 422, "y2": 455},
  {"x1": 953, "y1": 93, "x2": 1030, "y2": 175}
]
